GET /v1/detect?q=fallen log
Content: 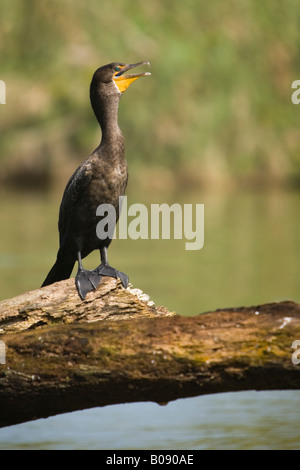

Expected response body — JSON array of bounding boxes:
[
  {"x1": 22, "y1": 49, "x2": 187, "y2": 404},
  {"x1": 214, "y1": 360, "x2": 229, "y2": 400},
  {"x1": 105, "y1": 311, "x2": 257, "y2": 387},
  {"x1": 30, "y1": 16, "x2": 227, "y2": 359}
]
[{"x1": 0, "y1": 277, "x2": 299, "y2": 428}]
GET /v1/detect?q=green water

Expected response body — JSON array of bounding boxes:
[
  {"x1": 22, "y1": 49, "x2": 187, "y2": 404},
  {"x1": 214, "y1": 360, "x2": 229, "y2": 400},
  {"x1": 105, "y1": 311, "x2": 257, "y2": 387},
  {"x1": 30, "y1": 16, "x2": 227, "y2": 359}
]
[{"x1": 1, "y1": 188, "x2": 299, "y2": 313}]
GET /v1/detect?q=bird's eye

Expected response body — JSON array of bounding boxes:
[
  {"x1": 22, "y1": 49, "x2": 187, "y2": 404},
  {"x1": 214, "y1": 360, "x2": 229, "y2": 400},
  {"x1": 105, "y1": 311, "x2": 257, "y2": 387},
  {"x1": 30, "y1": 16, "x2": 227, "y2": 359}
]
[{"x1": 115, "y1": 66, "x2": 121, "y2": 72}]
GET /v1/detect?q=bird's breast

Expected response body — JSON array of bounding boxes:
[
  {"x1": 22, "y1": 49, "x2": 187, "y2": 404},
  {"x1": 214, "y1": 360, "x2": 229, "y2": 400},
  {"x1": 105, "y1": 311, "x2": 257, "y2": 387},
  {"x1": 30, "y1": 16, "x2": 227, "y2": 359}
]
[{"x1": 89, "y1": 157, "x2": 128, "y2": 208}]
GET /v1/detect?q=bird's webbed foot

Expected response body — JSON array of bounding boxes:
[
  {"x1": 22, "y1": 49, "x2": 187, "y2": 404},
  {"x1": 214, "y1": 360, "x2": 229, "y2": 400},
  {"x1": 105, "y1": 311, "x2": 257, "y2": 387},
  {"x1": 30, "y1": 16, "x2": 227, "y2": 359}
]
[
  {"x1": 93, "y1": 263, "x2": 129, "y2": 289},
  {"x1": 75, "y1": 253, "x2": 102, "y2": 300}
]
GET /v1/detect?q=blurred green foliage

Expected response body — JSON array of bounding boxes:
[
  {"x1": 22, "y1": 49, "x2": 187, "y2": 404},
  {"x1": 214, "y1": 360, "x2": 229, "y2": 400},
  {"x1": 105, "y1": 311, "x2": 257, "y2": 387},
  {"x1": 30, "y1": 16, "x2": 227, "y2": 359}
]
[{"x1": 0, "y1": 0, "x2": 300, "y2": 191}]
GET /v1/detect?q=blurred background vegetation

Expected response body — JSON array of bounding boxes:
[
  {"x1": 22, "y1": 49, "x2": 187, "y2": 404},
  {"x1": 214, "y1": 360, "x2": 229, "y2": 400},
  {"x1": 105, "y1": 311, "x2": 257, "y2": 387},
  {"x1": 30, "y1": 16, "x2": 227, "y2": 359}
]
[{"x1": 1, "y1": 0, "x2": 300, "y2": 192}]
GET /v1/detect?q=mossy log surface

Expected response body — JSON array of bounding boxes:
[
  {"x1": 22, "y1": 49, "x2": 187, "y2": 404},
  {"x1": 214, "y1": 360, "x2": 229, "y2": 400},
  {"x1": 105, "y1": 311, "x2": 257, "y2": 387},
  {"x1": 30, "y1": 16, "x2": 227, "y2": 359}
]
[{"x1": 0, "y1": 277, "x2": 300, "y2": 428}]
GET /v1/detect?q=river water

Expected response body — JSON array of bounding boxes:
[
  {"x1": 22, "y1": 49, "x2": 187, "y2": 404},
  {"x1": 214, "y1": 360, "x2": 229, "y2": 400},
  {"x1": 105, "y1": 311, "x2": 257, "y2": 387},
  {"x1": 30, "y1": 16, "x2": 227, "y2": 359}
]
[
  {"x1": 0, "y1": 188, "x2": 299, "y2": 449},
  {"x1": 0, "y1": 392, "x2": 299, "y2": 450}
]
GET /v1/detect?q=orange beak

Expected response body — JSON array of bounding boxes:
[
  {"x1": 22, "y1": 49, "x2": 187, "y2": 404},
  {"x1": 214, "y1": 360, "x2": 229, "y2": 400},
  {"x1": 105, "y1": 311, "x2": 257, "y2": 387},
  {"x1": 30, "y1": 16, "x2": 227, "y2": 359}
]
[{"x1": 113, "y1": 61, "x2": 151, "y2": 93}]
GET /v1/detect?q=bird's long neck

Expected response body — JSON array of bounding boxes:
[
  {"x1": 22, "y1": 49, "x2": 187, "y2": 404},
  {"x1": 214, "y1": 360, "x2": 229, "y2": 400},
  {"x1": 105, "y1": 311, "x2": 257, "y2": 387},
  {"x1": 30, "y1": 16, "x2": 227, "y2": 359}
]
[{"x1": 90, "y1": 89, "x2": 124, "y2": 147}]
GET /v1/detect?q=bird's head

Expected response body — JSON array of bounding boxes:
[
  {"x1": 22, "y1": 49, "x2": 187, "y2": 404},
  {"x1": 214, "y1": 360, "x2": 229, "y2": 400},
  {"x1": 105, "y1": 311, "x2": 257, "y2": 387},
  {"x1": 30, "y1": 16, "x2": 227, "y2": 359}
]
[{"x1": 91, "y1": 61, "x2": 151, "y2": 97}]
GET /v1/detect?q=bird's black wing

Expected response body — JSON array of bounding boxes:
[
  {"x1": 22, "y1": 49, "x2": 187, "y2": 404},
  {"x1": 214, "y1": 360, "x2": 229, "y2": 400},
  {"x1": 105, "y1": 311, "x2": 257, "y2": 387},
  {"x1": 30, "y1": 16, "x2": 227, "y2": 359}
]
[{"x1": 58, "y1": 162, "x2": 93, "y2": 246}]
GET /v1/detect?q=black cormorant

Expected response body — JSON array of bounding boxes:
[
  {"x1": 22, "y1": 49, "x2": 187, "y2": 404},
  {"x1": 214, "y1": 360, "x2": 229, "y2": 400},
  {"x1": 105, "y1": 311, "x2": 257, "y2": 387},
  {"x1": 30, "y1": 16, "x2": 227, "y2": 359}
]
[{"x1": 42, "y1": 61, "x2": 151, "y2": 299}]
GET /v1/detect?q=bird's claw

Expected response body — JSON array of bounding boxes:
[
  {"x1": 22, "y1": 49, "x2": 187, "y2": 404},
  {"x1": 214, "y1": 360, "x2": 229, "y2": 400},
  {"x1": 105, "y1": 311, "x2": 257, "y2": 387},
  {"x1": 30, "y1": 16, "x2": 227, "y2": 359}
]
[
  {"x1": 75, "y1": 268, "x2": 102, "y2": 300},
  {"x1": 93, "y1": 264, "x2": 129, "y2": 288}
]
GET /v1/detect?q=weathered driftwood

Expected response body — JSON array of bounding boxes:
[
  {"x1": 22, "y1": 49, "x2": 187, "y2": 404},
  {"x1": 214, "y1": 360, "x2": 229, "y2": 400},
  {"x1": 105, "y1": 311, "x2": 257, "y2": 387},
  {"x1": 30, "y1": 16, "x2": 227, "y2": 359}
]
[{"x1": 0, "y1": 277, "x2": 300, "y2": 428}]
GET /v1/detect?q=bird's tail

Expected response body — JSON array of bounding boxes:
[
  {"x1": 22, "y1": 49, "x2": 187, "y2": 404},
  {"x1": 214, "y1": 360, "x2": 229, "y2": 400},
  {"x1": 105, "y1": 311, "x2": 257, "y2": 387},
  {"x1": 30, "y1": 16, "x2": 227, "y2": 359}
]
[{"x1": 41, "y1": 256, "x2": 75, "y2": 287}]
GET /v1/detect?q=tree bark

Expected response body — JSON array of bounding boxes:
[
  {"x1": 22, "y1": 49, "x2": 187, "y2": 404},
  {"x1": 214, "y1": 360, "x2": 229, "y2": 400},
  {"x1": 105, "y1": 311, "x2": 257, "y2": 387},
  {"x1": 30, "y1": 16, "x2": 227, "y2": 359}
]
[{"x1": 0, "y1": 277, "x2": 300, "y2": 428}]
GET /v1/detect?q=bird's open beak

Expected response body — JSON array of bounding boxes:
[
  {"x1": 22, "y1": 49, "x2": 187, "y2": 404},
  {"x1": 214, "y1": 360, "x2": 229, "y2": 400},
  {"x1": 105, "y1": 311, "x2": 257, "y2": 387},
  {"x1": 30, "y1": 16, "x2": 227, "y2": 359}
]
[{"x1": 113, "y1": 61, "x2": 151, "y2": 93}]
